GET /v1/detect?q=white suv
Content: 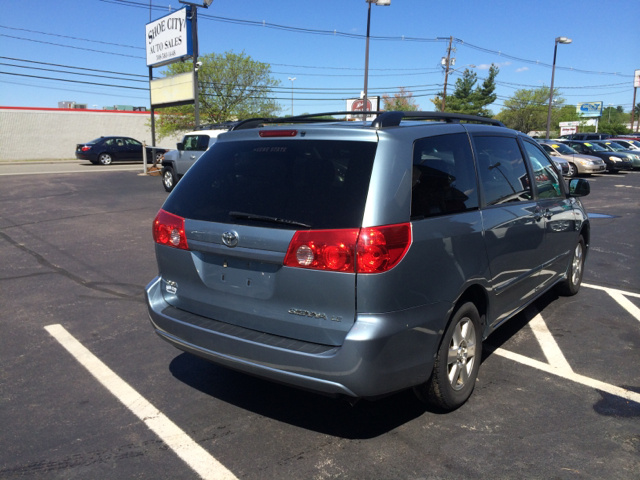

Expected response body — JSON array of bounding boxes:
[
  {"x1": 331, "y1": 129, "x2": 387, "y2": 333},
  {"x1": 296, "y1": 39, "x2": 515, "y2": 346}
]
[{"x1": 161, "y1": 124, "x2": 234, "y2": 192}]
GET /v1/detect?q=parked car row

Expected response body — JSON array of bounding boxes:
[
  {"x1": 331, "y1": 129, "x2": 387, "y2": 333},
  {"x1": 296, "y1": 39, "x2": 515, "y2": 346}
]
[
  {"x1": 75, "y1": 136, "x2": 167, "y2": 165},
  {"x1": 537, "y1": 138, "x2": 639, "y2": 175}
]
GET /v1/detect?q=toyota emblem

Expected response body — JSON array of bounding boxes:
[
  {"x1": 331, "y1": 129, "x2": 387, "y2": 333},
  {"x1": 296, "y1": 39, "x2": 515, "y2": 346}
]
[{"x1": 222, "y1": 231, "x2": 239, "y2": 247}]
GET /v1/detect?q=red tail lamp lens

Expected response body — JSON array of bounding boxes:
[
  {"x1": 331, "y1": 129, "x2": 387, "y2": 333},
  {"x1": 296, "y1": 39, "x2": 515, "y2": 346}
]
[
  {"x1": 283, "y1": 223, "x2": 411, "y2": 274},
  {"x1": 284, "y1": 229, "x2": 359, "y2": 272},
  {"x1": 259, "y1": 130, "x2": 298, "y2": 137},
  {"x1": 81, "y1": 146, "x2": 91, "y2": 151},
  {"x1": 356, "y1": 223, "x2": 412, "y2": 273},
  {"x1": 153, "y1": 209, "x2": 189, "y2": 250}
]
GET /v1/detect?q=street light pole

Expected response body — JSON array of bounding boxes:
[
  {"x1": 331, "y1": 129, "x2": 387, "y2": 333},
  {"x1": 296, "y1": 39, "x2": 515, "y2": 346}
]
[
  {"x1": 545, "y1": 36, "x2": 572, "y2": 139},
  {"x1": 179, "y1": 0, "x2": 214, "y2": 128},
  {"x1": 288, "y1": 77, "x2": 296, "y2": 116},
  {"x1": 363, "y1": 0, "x2": 390, "y2": 120}
]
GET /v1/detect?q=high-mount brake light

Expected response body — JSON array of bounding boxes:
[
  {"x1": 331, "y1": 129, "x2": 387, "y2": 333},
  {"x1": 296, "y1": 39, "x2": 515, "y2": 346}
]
[
  {"x1": 259, "y1": 130, "x2": 298, "y2": 137},
  {"x1": 81, "y1": 146, "x2": 91, "y2": 151},
  {"x1": 283, "y1": 223, "x2": 412, "y2": 274},
  {"x1": 153, "y1": 209, "x2": 189, "y2": 250}
]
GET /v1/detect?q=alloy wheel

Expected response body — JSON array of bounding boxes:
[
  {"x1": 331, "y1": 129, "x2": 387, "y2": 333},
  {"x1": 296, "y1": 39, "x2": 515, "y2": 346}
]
[{"x1": 447, "y1": 318, "x2": 477, "y2": 391}]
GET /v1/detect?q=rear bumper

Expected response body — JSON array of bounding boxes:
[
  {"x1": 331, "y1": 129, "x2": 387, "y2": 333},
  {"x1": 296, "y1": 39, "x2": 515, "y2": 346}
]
[
  {"x1": 146, "y1": 276, "x2": 449, "y2": 398},
  {"x1": 75, "y1": 152, "x2": 96, "y2": 161}
]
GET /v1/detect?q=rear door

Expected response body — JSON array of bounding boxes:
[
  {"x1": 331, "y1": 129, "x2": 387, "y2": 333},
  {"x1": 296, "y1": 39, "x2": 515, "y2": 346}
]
[
  {"x1": 125, "y1": 138, "x2": 143, "y2": 160},
  {"x1": 157, "y1": 132, "x2": 378, "y2": 346}
]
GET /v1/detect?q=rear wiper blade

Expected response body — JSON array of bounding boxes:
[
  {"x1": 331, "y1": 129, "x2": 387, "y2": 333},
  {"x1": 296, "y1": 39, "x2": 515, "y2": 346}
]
[{"x1": 228, "y1": 211, "x2": 311, "y2": 228}]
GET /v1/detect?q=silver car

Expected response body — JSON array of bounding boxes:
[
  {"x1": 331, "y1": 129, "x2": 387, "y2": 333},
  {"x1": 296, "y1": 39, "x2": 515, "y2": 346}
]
[
  {"x1": 539, "y1": 140, "x2": 606, "y2": 177},
  {"x1": 147, "y1": 111, "x2": 591, "y2": 410}
]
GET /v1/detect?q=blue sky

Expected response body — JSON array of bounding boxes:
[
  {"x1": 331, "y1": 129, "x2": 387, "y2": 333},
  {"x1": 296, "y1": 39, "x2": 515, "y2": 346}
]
[{"x1": 1, "y1": 0, "x2": 638, "y2": 116}]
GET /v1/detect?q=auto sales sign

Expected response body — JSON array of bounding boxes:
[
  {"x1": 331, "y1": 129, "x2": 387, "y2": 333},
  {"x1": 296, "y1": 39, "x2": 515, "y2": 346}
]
[{"x1": 146, "y1": 7, "x2": 192, "y2": 67}]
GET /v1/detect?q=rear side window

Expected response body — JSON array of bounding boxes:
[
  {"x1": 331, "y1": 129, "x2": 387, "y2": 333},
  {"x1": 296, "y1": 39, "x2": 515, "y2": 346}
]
[
  {"x1": 197, "y1": 135, "x2": 210, "y2": 150},
  {"x1": 474, "y1": 136, "x2": 532, "y2": 206},
  {"x1": 411, "y1": 133, "x2": 478, "y2": 219},
  {"x1": 163, "y1": 140, "x2": 377, "y2": 230}
]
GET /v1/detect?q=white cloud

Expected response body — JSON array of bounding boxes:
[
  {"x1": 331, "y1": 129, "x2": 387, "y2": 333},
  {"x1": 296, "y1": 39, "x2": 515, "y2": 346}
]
[
  {"x1": 477, "y1": 61, "x2": 512, "y2": 70},
  {"x1": 516, "y1": 67, "x2": 529, "y2": 73}
]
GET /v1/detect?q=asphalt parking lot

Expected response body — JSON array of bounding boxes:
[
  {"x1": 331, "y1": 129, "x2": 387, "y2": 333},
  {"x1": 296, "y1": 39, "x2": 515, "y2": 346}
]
[{"x1": 1, "y1": 164, "x2": 639, "y2": 479}]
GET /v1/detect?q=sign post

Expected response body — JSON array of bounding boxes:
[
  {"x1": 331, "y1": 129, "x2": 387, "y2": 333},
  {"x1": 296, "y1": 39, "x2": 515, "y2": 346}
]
[{"x1": 631, "y1": 70, "x2": 639, "y2": 132}]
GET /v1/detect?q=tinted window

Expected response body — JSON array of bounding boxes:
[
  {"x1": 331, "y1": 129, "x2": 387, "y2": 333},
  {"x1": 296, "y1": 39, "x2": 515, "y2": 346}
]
[
  {"x1": 163, "y1": 140, "x2": 377, "y2": 230},
  {"x1": 126, "y1": 138, "x2": 142, "y2": 147},
  {"x1": 103, "y1": 139, "x2": 116, "y2": 146},
  {"x1": 411, "y1": 133, "x2": 478, "y2": 219},
  {"x1": 474, "y1": 136, "x2": 532, "y2": 206},
  {"x1": 197, "y1": 135, "x2": 210, "y2": 151},
  {"x1": 522, "y1": 141, "x2": 563, "y2": 199}
]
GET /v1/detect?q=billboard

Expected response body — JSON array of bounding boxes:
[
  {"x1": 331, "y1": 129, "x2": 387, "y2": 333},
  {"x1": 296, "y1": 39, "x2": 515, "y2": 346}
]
[
  {"x1": 635, "y1": 69, "x2": 640, "y2": 88},
  {"x1": 346, "y1": 97, "x2": 380, "y2": 121},
  {"x1": 146, "y1": 7, "x2": 193, "y2": 68},
  {"x1": 576, "y1": 101, "x2": 603, "y2": 118},
  {"x1": 150, "y1": 72, "x2": 195, "y2": 108}
]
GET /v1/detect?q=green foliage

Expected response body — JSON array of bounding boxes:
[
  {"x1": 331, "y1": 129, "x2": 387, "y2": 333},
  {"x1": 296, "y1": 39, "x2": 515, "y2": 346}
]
[
  {"x1": 496, "y1": 86, "x2": 564, "y2": 134},
  {"x1": 382, "y1": 87, "x2": 419, "y2": 111},
  {"x1": 431, "y1": 65, "x2": 499, "y2": 116},
  {"x1": 154, "y1": 51, "x2": 280, "y2": 139}
]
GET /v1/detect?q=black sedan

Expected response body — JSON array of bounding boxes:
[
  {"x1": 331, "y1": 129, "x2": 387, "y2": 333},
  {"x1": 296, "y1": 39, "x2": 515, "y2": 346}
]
[
  {"x1": 75, "y1": 136, "x2": 167, "y2": 165},
  {"x1": 560, "y1": 140, "x2": 632, "y2": 173}
]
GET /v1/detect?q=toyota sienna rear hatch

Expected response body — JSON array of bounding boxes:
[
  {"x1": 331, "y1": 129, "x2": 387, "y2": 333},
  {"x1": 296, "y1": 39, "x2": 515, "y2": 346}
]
[{"x1": 154, "y1": 129, "x2": 378, "y2": 346}]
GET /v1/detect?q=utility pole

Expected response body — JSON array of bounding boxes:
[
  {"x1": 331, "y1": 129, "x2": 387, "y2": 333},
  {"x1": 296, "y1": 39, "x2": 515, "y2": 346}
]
[
  {"x1": 441, "y1": 36, "x2": 453, "y2": 112},
  {"x1": 191, "y1": 6, "x2": 200, "y2": 127},
  {"x1": 631, "y1": 87, "x2": 637, "y2": 132}
]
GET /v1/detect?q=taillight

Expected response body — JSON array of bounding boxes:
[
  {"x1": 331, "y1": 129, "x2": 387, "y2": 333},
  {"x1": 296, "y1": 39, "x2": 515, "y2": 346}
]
[
  {"x1": 81, "y1": 146, "x2": 91, "y2": 151},
  {"x1": 153, "y1": 209, "x2": 189, "y2": 250},
  {"x1": 284, "y1": 229, "x2": 359, "y2": 272},
  {"x1": 356, "y1": 223, "x2": 412, "y2": 273},
  {"x1": 283, "y1": 223, "x2": 411, "y2": 274},
  {"x1": 259, "y1": 130, "x2": 297, "y2": 137}
]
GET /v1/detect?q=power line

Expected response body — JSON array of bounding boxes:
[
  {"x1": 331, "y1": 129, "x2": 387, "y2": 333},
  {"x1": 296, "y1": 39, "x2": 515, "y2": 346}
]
[
  {"x1": 0, "y1": 62, "x2": 148, "y2": 84},
  {"x1": 103, "y1": 0, "x2": 633, "y2": 78},
  {"x1": 0, "y1": 34, "x2": 145, "y2": 59},
  {"x1": 0, "y1": 71, "x2": 148, "y2": 90},
  {"x1": 0, "y1": 25, "x2": 145, "y2": 50},
  {"x1": 0, "y1": 56, "x2": 148, "y2": 78},
  {"x1": 0, "y1": 79, "x2": 149, "y2": 100}
]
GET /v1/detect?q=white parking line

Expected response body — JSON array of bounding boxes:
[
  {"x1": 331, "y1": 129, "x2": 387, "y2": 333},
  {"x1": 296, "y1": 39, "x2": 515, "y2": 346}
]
[
  {"x1": 44, "y1": 324, "x2": 237, "y2": 480},
  {"x1": 528, "y1": 312, "x2": 573, "y2": 372},
  {"x1": 493, "y1": 347, "x2": 640, "y2": 404},
  {"x1": 583, "y1": 283, "x2": 640, "y2": 322}
]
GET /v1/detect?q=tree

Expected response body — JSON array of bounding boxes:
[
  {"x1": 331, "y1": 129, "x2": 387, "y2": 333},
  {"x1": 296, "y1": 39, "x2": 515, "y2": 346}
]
[
  {"x1": 154, "y1": 51, "x2": 280, "y2": 138},
  {"x1": 382, "y1": 87, "x2": 419, "y2": 111},
  {"x1": 431, "y1": 64, "x2": 499, "y2": 116},
  {"x1": 496, "y1": 86, "x2": 564, "y2": 134}
]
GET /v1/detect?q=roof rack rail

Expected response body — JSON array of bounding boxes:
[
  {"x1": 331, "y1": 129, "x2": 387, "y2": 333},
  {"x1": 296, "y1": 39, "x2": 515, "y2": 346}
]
[
  {"x1": 371, "y1": 111, "x2": 505, "y2": 128},
  {"x1": 231, "y1": 111, "x2": 370, "y2": 131},
  {"x1": 229, "y1": 110, "x2": 505, "y2": 131}
]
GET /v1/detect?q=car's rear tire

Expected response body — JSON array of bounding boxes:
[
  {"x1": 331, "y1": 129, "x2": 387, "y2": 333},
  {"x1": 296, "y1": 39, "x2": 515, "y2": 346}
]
[
  {"x1": 556, "y1": 235, "x2": 585, "y2": 296},
  {"x1": 414, "y1": 302, "x2": 482, "y2": 411},
  {"x1": 162, "y1": 166, "x2": 176, "y2": 192},
  {"x1": 98, "y1": 153, "x2": 113, "y2": 165}
]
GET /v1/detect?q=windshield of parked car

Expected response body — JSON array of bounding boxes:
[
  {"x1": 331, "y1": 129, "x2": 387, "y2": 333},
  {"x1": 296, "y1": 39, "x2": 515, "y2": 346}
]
[
  {"x1": 629, "y1": 140, "x2": 640, "y2": 148},
  {"x1": 551, "y1": 143, "x2": 576, "y2": 154},
  {"x1": 584, "y1": 142, "x2": 606, "y2": 152},
  {"x1": 600, "y1": 142, "x2": 626, "y2": 152}
]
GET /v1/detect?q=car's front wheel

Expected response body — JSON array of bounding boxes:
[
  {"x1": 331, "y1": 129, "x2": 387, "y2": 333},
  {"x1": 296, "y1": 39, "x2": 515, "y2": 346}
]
[
  {"x1": 556, "y1": 235, "x2": 585, "y2": 296},
  {"x1": 567, "y1": 162, "x2": 577, "y2": 177},
  {"x1": 414, "y1": 302, "x2": 482, "y2": 411},
  {"x1": 162, "y1": 166, "x2": 176, "y2": 192},
  {"x1": 98, "y1": 153, "x2": 113, "y2": 165}
]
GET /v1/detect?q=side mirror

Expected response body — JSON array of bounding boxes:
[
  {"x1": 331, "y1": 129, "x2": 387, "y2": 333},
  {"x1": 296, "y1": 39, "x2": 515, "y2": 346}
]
[
  {"x1": 568, "y1": 178, "x2": 590, "y2": 197},
  {"x1": 177, "y1": 142, "x2": 184, "y2": 151}
]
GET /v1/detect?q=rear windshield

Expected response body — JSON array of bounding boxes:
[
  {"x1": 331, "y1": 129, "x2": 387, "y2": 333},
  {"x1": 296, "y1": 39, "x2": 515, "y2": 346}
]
[
  {"x1": 163, "y1": 139, "x2": 377, "y2": 230},
  {"x1": 87, "y1": 138, "x2": 104, "y2": 144}
]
